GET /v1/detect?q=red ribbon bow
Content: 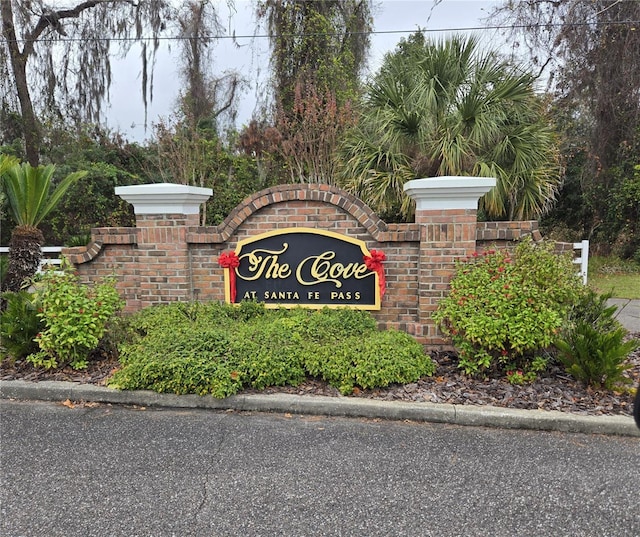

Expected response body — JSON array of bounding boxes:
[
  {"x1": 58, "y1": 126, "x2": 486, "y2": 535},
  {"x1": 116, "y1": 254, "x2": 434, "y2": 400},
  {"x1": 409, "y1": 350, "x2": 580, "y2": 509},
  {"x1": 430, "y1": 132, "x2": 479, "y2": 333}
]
[
  {"x1": 364, "y1": 249, "x2": 386, "y2": 298},
  {"x1": 218, "y1": 251, "x2": 240, "y2": 302}
]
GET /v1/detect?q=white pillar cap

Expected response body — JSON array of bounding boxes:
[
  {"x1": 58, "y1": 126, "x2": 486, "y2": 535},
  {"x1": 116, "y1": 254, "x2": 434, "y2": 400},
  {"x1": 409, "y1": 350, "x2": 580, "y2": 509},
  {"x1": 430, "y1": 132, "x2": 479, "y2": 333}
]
[
  {"x1": 404, "y1": 176, "x2": 497, "y2": 210},
  {"x1": 115, "y1": 183, "x2": 212, "y2": 215}
]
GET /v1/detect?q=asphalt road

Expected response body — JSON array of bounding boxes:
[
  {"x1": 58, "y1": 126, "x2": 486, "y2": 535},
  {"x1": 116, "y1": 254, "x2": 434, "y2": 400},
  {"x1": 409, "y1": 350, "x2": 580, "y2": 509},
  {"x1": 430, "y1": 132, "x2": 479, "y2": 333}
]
[{"x1": 1, "y1": 400, "x2": 639, "y2": 537}]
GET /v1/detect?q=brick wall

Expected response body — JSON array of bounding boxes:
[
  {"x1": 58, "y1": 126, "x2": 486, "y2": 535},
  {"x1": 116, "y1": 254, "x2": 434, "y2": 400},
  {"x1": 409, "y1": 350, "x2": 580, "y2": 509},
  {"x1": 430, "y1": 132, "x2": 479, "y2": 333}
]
[{"x1": 65, "y1": 184, "x2": 538, "y2": 349}]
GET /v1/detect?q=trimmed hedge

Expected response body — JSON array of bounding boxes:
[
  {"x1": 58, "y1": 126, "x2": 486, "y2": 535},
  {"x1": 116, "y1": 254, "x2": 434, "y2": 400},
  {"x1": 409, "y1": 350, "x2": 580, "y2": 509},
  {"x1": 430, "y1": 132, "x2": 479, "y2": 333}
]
[{"x1": 109, "y1": 303, "x2": 435, "y2": 396}]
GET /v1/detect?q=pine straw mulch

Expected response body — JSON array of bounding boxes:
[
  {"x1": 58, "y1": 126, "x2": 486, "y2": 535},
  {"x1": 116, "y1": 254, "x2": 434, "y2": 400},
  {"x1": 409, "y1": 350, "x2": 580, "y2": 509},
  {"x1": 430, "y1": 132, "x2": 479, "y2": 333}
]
[{"x1": 2, "y1": 333, "x2": 639, "y2": 417}]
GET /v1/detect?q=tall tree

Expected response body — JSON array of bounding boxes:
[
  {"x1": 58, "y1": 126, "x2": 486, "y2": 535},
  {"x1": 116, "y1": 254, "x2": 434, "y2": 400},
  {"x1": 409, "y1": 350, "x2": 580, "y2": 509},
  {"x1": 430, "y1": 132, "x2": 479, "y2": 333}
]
[
  {"x1": 175, "y1": 0, "x2": 242, "y2": 131},
  {"x1": 491, "y1": 0, "x2": 640, "y2": 174},
  {"x1": 339, "y1": 33, "x2": 561, "y2": 222},
  {"x1": 255, "y1": 0, "x2": 372, "y2": 183},
  {"x1": 258, "y1": 0, "x2": 372, "y2": 112},
  {"x1": 491, "y1": 1, "x2": 640, "y2": 255},
  {"x1": 1, "y1": 0, "x2": 174, "y2": 166}
]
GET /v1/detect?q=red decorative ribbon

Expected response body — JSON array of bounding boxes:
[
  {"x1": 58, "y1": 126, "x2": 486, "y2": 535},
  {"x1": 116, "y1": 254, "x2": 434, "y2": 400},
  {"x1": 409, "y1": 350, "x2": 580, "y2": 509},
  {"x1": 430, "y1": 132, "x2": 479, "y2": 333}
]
[
  {"x1": 218, "y1": 251, "x2": 240, "y2": 302},
  {"x1": 364, "y1": 249, "x2": 386, "y2": 298}
]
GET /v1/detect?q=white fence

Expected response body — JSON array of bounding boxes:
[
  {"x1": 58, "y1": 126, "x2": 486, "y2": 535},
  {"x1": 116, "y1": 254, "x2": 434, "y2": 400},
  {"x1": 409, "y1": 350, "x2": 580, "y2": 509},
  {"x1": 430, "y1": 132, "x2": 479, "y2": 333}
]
[
  {"x1": 573, "y1": 240, "x2": 589, "y2": 285},
  {"x1": 0, "y1": 246, "x2": 63, "y2": 272},
  {"x1": 1, "y1": 242, "x2": 590, "y2": 283}
]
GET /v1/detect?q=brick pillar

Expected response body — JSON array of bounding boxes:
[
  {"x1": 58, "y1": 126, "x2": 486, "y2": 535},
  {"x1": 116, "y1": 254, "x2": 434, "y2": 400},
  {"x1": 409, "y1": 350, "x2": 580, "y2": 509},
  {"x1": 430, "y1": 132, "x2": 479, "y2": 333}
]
[
  {"x1": 404, "y1": 177, "x2": 496, "y2": 346},
  {"x1": 115, "y1": 183, "x2": 212, "y2": 309}
]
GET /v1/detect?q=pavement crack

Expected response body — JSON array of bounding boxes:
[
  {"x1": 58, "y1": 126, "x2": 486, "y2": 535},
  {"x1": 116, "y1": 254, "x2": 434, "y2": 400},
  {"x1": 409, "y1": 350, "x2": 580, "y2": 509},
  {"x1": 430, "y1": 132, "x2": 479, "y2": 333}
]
[{"x1": 192, "y1": 424, "x2": 227, "y2": 525}]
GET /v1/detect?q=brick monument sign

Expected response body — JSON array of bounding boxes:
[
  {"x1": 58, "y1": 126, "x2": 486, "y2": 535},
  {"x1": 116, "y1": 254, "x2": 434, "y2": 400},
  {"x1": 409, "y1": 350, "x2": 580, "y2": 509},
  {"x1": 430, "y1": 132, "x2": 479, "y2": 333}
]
[{"x1": 63, "y1": 178, "x2": 541, "y2": 348}]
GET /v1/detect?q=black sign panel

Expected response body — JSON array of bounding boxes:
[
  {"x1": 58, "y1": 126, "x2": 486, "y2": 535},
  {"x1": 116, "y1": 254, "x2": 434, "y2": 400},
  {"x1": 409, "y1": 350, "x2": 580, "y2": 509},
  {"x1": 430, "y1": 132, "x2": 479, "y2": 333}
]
[{"x1": 223, "y1": 228, "x2": 381, "y2": 309}]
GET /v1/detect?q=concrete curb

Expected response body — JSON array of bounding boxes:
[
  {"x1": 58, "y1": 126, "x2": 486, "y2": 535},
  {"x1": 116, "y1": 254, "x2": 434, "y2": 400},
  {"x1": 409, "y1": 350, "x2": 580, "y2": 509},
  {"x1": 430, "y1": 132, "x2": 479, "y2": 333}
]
[{"x1": 1, "y1": 380, "x2": 638, "y2": 437}]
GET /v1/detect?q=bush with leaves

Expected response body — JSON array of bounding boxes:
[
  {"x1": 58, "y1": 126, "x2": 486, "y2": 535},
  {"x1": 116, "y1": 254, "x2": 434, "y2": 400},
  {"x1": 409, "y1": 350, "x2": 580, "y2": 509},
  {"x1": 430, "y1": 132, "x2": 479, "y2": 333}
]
[
  {"x1": 29, "y1": 264, "x2": 124, "y2": 370},
  {"x1": 555, "y1": 323, "x2": 637, "y2": 390},
  {"x1": 305, "y1": 329, "x2": 434, "y2": 394},
  {"x1": 555, "y1": 289, "x2": 639, "y2": 390},
  {"x1": 110, "y1": 303, "x2": 435, "y2": 396},
  {"x1": 0, "y1": 291, "x2": 43, "y2": 361},
  {"x1": 433, "y1": 238, "x2": 584, "y2": 377},
  {"x1": 565, "y1": 289, "x2": 622, "y2": 333}
]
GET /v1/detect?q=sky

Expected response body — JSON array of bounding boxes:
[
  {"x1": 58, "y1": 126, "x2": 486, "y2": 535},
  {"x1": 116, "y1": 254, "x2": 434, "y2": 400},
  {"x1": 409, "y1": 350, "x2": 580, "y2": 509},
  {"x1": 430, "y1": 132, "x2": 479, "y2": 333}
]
[{"x1": 105, "y1": 0, "x2": 502, "y2": 142}]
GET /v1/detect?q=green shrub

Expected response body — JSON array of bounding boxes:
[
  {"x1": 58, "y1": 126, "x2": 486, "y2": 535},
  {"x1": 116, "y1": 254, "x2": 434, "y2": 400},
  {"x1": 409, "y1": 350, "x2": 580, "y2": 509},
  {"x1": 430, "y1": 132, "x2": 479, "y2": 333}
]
[
  {"x1": 433, "y1": 238, "x2": 584, "y2": 377},
  {"x1": 124, "y1": 301, "x2": 239, "y2": 340},
  {"x1": 555, "y1": 322, "x2": 638, "y2": 390},
  {"x1": 231, "y1": 320, "x2": 307, "y2": 389},
  {"x1": 230, "y1": 299, "x2": 269, "y2": 322},
  {"x1": 0, "y1": 291, "x2": 43, "y2": 361},
  {"x1": 555, "y1": 289, "x2": 638, "y2": 390},
  {"x1": 109, "y1": 303, "x2": 435, "y2": 397},
  {"x1": 565, "y1": 289, "x2": 621, "y2": 332},
  {"x1": 110, "y1": 353, "x2": 244, "y2": 398},
  {"x1": 112, "y1": 320, "x2": 243, "y2": 398},
  {"x1": 295, "y1": 306, "x2": 379, "y2": 343},
  {"x1": 0, "y1": 254, "x2": 7, "y2": 284},
  {"x1": 306, "y1": 330, "x2": 436, "y2": 395},
  {"x1": 504, "y1": 355, "x2": 550, "y2": 385},
  {"x1": 29, "y1": 266, "x2": 124, "y2": 369}
]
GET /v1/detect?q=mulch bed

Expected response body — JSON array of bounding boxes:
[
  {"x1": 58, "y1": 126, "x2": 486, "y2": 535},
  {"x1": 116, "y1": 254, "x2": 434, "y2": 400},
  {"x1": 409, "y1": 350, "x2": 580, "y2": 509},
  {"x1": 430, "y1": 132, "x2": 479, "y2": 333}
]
[{"x1": 2, "y1": 333, "x2": 639, "y2": 417}]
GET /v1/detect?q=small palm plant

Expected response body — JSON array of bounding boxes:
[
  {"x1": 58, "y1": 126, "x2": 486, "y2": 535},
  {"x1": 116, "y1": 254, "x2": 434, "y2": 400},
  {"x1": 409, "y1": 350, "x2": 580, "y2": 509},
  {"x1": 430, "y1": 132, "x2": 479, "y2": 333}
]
[
  {"x1": 0, "y1": 154, "x2": 17, "y2": 224},
  {"x1": 555, "y1": 290, "x2": 639, "y2": 390},
  {"x1": 555, "y1": 322, "x2": 638, "y2": 390},
  {"x1": 1, "y1": 159, "x2": 86, "y2": 292}
]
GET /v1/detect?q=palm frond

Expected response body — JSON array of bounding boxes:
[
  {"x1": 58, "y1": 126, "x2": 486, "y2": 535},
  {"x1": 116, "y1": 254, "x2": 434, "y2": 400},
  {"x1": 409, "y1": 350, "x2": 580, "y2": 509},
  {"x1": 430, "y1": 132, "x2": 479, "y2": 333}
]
[
  {"x1": 1, "y1": 162, "x2": 86, "y2": 227},
  {"x1": 338, "y1": 33, "x2": 560, "y2": 222}
]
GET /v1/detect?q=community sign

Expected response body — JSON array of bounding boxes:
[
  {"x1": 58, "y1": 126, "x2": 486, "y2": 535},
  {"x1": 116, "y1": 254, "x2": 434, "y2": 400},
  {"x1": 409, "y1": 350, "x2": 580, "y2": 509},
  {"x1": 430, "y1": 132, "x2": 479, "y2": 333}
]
[{"x1": 218, "y1": 227, "x2": 384, "y2": 309}]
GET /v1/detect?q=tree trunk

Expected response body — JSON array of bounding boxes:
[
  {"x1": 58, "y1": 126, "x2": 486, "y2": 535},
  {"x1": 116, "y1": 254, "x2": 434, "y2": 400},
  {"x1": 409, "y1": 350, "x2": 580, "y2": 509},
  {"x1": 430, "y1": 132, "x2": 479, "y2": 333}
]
[
  {"x1": 2, "y1": 225, "x2": 44, "y2": 293},
  {"x1": 1, "y1": 0, "x2": 41, "y2": 165}
]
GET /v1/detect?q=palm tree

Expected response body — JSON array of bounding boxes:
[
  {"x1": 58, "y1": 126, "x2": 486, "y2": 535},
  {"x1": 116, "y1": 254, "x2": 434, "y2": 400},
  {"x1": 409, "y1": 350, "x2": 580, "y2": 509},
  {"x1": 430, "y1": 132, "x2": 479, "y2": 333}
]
[
  {"x1": 1, "y1": 160, "x2": 86, "y2": 292},
  {"x1": 339, "y1": 33, "x2": 561, "y2": 221},
  {"x1": 0, "y1": 154, "x2": 17, "y2": 205}
]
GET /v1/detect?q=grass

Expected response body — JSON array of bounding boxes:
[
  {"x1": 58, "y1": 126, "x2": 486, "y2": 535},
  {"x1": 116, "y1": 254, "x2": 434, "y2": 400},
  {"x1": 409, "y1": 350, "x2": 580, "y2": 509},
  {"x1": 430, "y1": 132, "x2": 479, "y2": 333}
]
[{"x1": 588, "y1": 256, "x2": 640, "y2": 299}]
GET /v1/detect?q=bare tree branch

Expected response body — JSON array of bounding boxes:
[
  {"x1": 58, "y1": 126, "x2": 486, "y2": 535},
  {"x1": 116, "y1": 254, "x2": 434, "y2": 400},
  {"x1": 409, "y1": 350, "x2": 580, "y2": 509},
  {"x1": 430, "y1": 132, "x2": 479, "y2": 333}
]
[
  {"x1": 23, "y1": 1, "x2": 109, "y2": 58},
  {"x1": 1, "y1": 0, "x2": 176, "y2": 162}
]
